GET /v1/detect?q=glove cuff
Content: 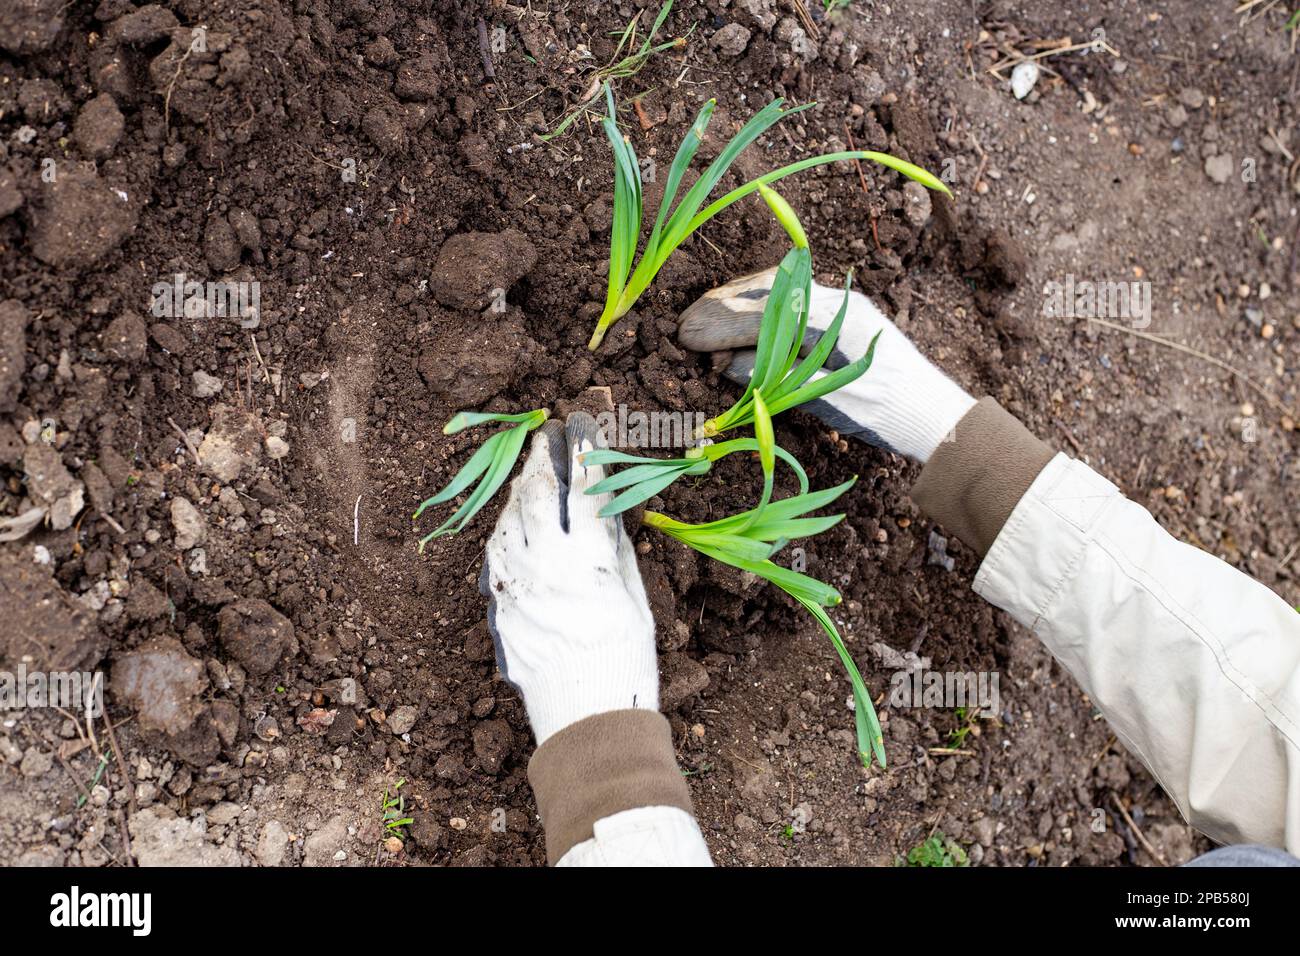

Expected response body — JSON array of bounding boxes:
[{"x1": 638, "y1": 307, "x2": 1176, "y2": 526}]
[
  {"x1": 871, "y1": 365, "x2": 977, "y2": 463},
  {"x1": 520, "y1": 638, "x2": 661, "y2": 746}
]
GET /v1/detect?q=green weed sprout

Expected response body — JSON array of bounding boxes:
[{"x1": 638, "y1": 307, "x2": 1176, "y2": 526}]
[
  {"x1": 588, "y1": 84, "x2": 951, "y2": 350},
  {"x1": 381, "y1": 778, "x2": 414, "y2": 842},
  {"x1": 542, "y1": 1, "x2": 688, "y2": 141},
  {"x1": 413, "y1": 409, "x2": 548, "y2": 550},
  {"x1": 703, "y1": 186, "x2": 880, "y2": 438},
  {"x1": 900, "y1": 831, "x2": 969, "y2": 868},
  {"x1": 580, "y1": 415, "x2": 807, "y2": 519},
  {"x1": 642, "y1": 478, "x2": 886, "y2": 767}
]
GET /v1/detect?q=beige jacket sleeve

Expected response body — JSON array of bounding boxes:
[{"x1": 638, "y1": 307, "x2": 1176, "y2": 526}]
[{"x1": 915, "y1": 398, "x2": 1300, "y2": 854}]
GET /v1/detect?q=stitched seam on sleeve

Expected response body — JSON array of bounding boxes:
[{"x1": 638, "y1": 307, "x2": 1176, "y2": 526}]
[{"x1": 1091, "y1": 528, "x2": 1300, "y2": 748}]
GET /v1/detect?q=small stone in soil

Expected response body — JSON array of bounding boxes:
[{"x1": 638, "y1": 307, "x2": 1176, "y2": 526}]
[{"x1": 192, "y1": 370, "x2": 222, "y2": 397}]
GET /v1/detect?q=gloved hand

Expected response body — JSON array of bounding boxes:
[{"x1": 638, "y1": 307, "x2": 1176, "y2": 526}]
[
  {"x1": 678, "y1": 267, "x2": 976, "y2": 463},
  {"x1": 480, "y1": 412, "x2": 659, "y2": 745}
]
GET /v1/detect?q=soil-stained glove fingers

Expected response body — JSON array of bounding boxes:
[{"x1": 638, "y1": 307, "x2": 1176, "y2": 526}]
[
  {"x1": 512, "y1": 418, "x2": 568, "y2": 534},
  {"x1": 720, "y1": 348, "x2": 758, "y2": 389},
  {"x1": 677, "y1": 267, "x2": 777, "y2": 351},
  {"x1": 476, "y1": 561, "x2": 521, "y2": 691},
  {"x1": 565, "y1": 411, "x2": 618, "y2": 539},
  {"x1": 678, "y1": 263, "x2": 865, "y2": 338},
  {"x1": 678, "y1": 269, "x2": 871, "y2": 369}
]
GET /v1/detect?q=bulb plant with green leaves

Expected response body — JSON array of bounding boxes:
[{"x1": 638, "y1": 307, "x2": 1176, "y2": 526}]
[
  {"x1": 701, "y1": 185, "x2": 880, "y2": 438},
  {"x1": 588, "y1": 82, "x2": 951, "y2": 350},
  {"x1": 412, "y1": 409, "x2": 548, "y2": 551},
  {"x1": 580, "y1": 391, "x2": 804, "y2": 518},
  {"x1": 580, "y1": 188, "x2": 869, "y2": 519},
  {"x1": 641, "y1": 478, "x2": 886, "y2": 768}
]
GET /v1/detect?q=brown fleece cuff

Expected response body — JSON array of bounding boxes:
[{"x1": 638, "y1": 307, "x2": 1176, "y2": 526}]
[
  {"x1": 528, "y1": 709, "x2": 692, "y2": 865},
  {"x1": 911, "y1": 397, "x2": 1055, "y2": 556}
]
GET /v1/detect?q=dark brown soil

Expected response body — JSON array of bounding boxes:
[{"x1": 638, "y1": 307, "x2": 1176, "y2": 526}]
[{"x1": 1, "y1": 0, "x2": 1296, "y2": 867}]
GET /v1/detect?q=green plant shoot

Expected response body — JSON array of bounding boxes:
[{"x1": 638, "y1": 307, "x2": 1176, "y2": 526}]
[
  {"x1": 697, "y1": 186, "x2": 880, "y2": 437},
  {"x1": 412, "y1": 409, "x2": 548, "y2": 550},
  {"x1": 588, "y1": 85, "x2": 951, "y2": 350},
  {"x1": 642, "y1": 478, "x2": 886, "y2": 767},
  {"x1": 581, "y1": 427, "x2": 808, "y2": 519}
]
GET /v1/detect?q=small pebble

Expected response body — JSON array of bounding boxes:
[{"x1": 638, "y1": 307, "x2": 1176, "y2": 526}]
[{"x1": 1010, "y1": 61, "x2": 1040, "y2": 100}]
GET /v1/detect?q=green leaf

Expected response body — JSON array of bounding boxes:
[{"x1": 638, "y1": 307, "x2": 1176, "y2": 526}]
[
  {"x1": 597, "y1": 460, "x2": 708, "y2": 517},
  {"x1": 860, "y1": 150, "x2": 952, "y2": 197},
  {"x1": 770, "y1": 273, "x2": 853, "y2": 403},
  {"x1": 600, "y1": 82, "x2": 643, "y2": 311},
  {"x1": 690, "y1": 477, "x2": 856, "y2": 534},
  {"x1": 686, "y1": 149, "x2": 950, "y2": 236},
  {"x1": 443, "y1": 409, "x2": 546, "y2": 435},
  {"x1": 415, "y1": 410, "x2": 547, "y2": 547},
  {"x1": 695, "y1": 438, "x2": 809, "y2": 494},
  {"x1": 679, "y1": 532, "x2": 784, "y2": 563},
  {"x1": 580, "y1": 448, "x2": 676, "y2": 467},
  {"x1": 657, "y1": 98, "x2": 813, "y2": 256},
  {"x1": 765, "y1": 331, "x2": 879, "y2": 418},
  {"x1": 744, "y1": 247, "x2": 807, "y2": 406},
  {"x1": 588, "y1": 460, "x2": 692, "y2": 495},
  {"x1": 413, "y1": 432, "x2": 502, "y2": 518},
  {"x1": 646, "y1": 98, "x2": 715, "y2": 253},
  {"x1": 740, "y1": 557, "x2": 841, "y2": 608},
  {"x1": 744, "y1": 513, "x2": 845, "y2": 542},
  {"x1": 800, "y1": 598, "x2": 885, "y2": 768},
  {"x1": 419, "y1": 422, "x2": 530, "y2": 547},
  {"x1": 757, "y1": 183, "x2": 808, "y2": 249},
  {"x1": 730, "y1": 388, "x2": 776, "y2": 531},
  {"x1": 753, "y1": 392, "x2": 774, "y2": 476}
]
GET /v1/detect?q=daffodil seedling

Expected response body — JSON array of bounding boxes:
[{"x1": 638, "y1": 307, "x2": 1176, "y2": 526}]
[
  {"x1": 703, "y1": 186, "x2": 881, "y2": 438},
  {"x1": 581, "y1": 410, "x2": 806, "y2": 519},
  {"x1": 642, "y1": 478, "x2": 885, "y2": 767},
  {"x1": 412, "y1": 409, "x2": 548, "y2": 550},
  {"x1": 588, "y1": 85, "x2": 952, "y2": 351}
]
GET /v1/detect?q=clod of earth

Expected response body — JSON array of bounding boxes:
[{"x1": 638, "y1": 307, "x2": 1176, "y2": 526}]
[
  {"x1": 428, "y1": 229, "x2": 539, "y2": 311},
  {"x1": 22, "y1": 442, "x2": 84, "y2": 530},
  {"x1": 170, "y1": 496, "x2": 207, "y2": 550},
  {"x1": 217, "y1": 598, "x2": 297, "y2": 676},
  {"x1": 128, "y1": 807, "x2": 240, "y2": 868},
  {"x1": 111, "y1": 637, "x2": 209, "y2": 737},
  {"x1": 0, "y1": 547, "x2": 106, "y2": 673},
  {"x1": 416, "y1": 320, "x2": 539, "y2": 408},
  {"x1": 197, "y1": 405, "x2": 263, "y2": 482},
  {"x1": 72, "y1": 93, "x2": 125, "y2": 160},
  {"x1": 100, "y1": 310, "x2": 148, "y2": 364},
  {"x1": 0, "y1": 301, "x2": 30, "y2": 413},
  {"x1": 29, "y1": 163, "x2": 138, "y2": 269},
  {"x1": 0, "y1": 0, "x2": 65, "y2": 54}
]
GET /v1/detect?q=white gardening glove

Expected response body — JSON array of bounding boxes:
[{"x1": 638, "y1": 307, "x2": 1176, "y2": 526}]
[
  {"x1": 678, "y1": 267, "x2": 976, "y2": 463},
  {"x1": 480, "y1": 412, "x2": 659, "y2": 745}
]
